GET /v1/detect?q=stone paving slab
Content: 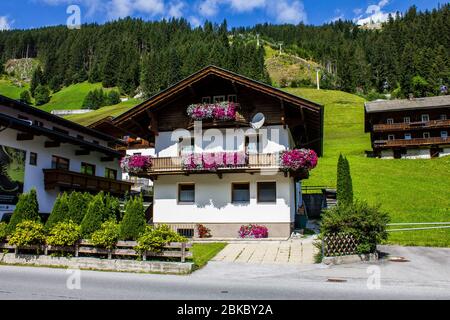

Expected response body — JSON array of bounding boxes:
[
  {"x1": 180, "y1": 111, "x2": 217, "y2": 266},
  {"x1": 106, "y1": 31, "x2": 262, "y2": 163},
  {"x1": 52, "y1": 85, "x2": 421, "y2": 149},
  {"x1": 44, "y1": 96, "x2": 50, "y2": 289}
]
[{"x1": 212, "y1": 239, "x2": 318, "y2": 265}]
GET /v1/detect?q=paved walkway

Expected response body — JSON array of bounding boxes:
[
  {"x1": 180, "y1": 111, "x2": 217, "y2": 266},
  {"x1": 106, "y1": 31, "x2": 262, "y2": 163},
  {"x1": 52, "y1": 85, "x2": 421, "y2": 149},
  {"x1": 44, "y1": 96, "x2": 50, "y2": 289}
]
[{"x1": 212, "y1": 238, "x2": 318, "y2": 265}]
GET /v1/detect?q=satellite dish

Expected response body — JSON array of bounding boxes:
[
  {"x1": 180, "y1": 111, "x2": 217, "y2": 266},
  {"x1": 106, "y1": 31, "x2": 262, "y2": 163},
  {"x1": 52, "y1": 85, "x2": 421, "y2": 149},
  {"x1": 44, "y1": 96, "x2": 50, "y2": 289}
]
[{"x1": 250, "y1": 113, "x2": 265, "y2": 129}]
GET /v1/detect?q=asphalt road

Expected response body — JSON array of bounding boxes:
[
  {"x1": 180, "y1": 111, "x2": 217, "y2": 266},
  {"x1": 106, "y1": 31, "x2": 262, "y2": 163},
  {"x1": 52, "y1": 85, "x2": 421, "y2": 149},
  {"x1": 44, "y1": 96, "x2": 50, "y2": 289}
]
[{"x1": 0, "y1": 245, "x2": 449, "y2": 300}]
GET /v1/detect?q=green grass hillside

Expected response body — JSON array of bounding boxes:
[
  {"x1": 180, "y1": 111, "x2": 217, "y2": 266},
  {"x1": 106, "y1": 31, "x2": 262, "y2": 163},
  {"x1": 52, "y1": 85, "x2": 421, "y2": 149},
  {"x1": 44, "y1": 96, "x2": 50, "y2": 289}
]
[
  {"x1": 0, "y1": 79, "x2": 30, "y2": 100},
  {"x1": 65, "y1": 98, "x2": 142, "y2": 125},
  {"x1": 285, "y1": 88, "x2": 450, "y2": 247}
]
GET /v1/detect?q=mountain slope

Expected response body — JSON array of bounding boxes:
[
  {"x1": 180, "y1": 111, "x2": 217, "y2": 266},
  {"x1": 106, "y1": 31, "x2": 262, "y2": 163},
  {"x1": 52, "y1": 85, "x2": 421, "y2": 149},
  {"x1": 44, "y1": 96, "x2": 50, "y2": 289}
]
[{"x1": 284, "y1": 88, "x2": 450, "y2": 247}]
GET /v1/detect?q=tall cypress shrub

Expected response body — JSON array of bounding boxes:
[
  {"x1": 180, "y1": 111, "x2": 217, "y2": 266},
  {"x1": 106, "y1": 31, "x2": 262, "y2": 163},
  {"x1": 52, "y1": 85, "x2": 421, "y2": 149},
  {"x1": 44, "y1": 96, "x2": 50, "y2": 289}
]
[
  {"x1": 7, "y1": 189, "x2": 40, "y2": 233},
  {"x1": 67, "y1": 192, "x2": 92, "y2": 225},
  {"x1": 80, "y1": 192, "x2": 105, "y2": 238},
  {"x1": 119, "y1": 196, "x2": 146, "y2": 241},
  {"x1": 336, "y1": 154, "x2": 353, "y2": 207},
  {"x1": 45, "y1": 192, "x2": 70, "y2": 230}
]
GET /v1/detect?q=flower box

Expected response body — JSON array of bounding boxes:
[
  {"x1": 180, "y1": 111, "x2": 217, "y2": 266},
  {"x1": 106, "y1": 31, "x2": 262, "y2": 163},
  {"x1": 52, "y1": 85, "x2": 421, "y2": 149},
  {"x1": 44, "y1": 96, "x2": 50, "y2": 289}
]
[
  {"x1": 121, "y1": 155, "x2": 152, "y2": 174},
  {"x1": 238, "y1": 225, "x2": 269, "y2": 239},
  {"x1": 187, "y1": 102, "x2": 237, "y2": 121},
  {"x1": 182, "y1": 152, "x2": 248, "y2": 171},
  {"x1": 280, "y1": 149, "x2": 318, "y2": 172}
]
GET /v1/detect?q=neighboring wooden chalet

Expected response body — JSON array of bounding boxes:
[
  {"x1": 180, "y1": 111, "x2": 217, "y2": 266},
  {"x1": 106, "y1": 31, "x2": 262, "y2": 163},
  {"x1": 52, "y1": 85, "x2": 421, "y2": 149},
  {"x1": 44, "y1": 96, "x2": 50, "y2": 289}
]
[
  {"x1": 0, "y1": 95, "x2": 132, "y2": 219},
  {"x1": 365, "y1": 96, "x2": 450, "y2": 159},
  {"x1": 109, "y1": 66, "x2": 323, "y2": 238}
]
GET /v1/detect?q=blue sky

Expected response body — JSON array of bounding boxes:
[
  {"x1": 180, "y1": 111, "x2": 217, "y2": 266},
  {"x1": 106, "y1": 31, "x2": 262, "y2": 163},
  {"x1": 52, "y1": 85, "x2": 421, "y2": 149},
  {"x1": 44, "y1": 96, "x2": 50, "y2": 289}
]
[{"x1": 0, "y1": 0, "x2": 445, "y2": 30}]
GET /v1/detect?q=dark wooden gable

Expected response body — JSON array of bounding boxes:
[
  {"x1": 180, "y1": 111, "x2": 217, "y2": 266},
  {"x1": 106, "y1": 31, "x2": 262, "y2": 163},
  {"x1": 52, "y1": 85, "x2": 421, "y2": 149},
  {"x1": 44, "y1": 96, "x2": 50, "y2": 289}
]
[{"x1": 113, "y1": 66, "x2": 324, "y2": 155}]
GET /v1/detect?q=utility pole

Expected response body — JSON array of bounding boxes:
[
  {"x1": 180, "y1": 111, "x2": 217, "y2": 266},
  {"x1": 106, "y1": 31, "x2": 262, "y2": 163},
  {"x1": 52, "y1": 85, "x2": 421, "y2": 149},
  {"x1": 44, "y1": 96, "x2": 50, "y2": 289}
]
[
  {"x1": 278, "y1": 42, "x2": 283, "y2": 55},
  {"x1": 316, "y1": 69, "x2": 320, "y2": 90}
]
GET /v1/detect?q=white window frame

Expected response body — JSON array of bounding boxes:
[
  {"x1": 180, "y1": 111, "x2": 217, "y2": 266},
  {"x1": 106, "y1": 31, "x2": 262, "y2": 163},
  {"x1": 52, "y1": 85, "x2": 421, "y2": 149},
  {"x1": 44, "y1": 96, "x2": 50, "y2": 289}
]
[
  {"x1": 440, "y1": 114, "x2": 447, "y2": 121},
  {"x1": 441, "y1": 131, "x2": 448, "y2": 139},
  {"x1": 388, "y1": 134, "x2": 395, "y2": 141},
  {"x1": 423, "y1": 132, "x2": 431, "y2": 139},
  {"x1": 213, "y1": 96, "x2": 226, "y2": 103},
  {"x1": 228, "y1": 94, "x2": 237, "y2": 103},
  {"x1": 387, "y1": 118, "x2": 394, "y2": 125},
  {"x1": 404, "y1": 133, "x2": 412, "y2": 140},
  {"x1": 421, "y1": 114, "x2": 430, "y2": 122},
  {"x1": 202, "y1": 97, "x2": 211, "y2": 104},
  {"x1": 403, "y1": 117, "x2": 410, "y2": 124}
]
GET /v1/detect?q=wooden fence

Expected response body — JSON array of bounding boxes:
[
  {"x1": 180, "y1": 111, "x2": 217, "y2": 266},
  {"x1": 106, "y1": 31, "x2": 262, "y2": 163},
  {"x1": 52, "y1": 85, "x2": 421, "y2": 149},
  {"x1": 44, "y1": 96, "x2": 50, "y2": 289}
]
[
  {"x1": 322, "y1": 233, "x2": 359, "y2": 257},
  {"x1": 0, "y1": 240, "x2": 192, "y2": 263}
]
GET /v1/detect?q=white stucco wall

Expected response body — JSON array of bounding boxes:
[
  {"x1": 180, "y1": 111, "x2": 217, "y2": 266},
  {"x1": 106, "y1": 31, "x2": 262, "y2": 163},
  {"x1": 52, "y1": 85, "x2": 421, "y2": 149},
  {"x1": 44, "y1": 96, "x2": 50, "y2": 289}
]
[
  {"x1": 153, "y1": 173, "x2": 296, "y2": 224},
  {"x1": 155, "y1": 125, "x2": 292, "y2": 157},
  {"x1": 402, "y1": 149, "x2": 430, "y2": 159},
  {"x1": 439, "y1": 148, "x2": 450, "y2": 158},
  {"x1": 0, "y1": 115, "x2": 121, "y2": 214}
]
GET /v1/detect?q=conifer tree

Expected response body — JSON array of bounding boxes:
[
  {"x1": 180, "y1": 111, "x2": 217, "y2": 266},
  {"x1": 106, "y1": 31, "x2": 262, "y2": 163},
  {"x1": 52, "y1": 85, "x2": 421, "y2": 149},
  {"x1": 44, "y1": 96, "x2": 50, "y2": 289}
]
[
  {"x1": 119, "y1": 196, "x2": 146, "y2": 241},
  {"x1": 7, "y1": 189, "x2": 40, "y2": 233},
  {"x1": 45, "y1": 192, "x2": 70, "y2": 230}
]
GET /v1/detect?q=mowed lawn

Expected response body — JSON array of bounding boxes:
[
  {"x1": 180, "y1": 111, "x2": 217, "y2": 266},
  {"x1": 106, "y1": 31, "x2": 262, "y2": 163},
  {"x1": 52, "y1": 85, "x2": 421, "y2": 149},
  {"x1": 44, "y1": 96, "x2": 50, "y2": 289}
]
[
  {"x1": 285, "y1": 88, "x2": 450, "y2": 247},
  {"x1": 0, "y1": 79, "x2": 29, "y2": 100}
]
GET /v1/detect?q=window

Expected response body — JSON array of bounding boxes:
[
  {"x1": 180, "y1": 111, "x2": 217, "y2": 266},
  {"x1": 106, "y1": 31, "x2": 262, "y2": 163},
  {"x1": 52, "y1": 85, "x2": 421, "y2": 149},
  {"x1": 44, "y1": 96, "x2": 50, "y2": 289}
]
[
  {"x1": 441, "y1": 131, "x2": 448, "y2": 139},
  {"x1": 213, "y1": 96, "x2": 226, "y2": 103},
  {"x1": 202, "y1": 97, "x2": 211, "y2": 104},
  {"x1": 257, "y1": 182, "x2": 276, "y2": 203},
  {"x1": 29, "y1": 152, "x2": 37, "y2": 166},
  {"x1": 440, "y1": 114, "x2": 447, "y2": 121},
  {"x1": 178, "y1": 184, "x2": 195, "y2": 203},
  {"x1": 404, "y1": 117, "x2": 410, "y2": 124},
  {"x1": 228, "y1": 95, "x2": 237, "y2": 103},
  {"x1": 232, "y1": 183, "x2": 250, "y2": 204},
  {"x1": 51, "y1": 156, "x2": 70, "y2": 170},
  {"x1": 105, "y1": 168, "x2": 117, "y2": 180},
  {"x1": 133, "y1": 152, "x2": 142, "y2": 156},
  {"x1": 53, "y1": 127, "x2": 69, "y2": 135},
  {"x1": 423, "y1": 132, "x2": 431, "y2": 139},
  {"x1": 404, "y1": 133, "x2": 412, "y2": 140},
  {"x1": 245, "y1": 135, "x2": 261, "y2": 154},
  {"x1": 81, "y1": 162, "x2": 96, "y2": 176},
  {"x1": 421, "y1": 114, "x2": 430, "y2": 122},
  {"x1": 388, "y1": 134, "x2": 395, "y2": 141},
  {"x1": 179, "y1": 137, "x2": 194, "y2": 155},
  {"x1": 387, "y1": 118, "x2": 394, "y2": 124}
]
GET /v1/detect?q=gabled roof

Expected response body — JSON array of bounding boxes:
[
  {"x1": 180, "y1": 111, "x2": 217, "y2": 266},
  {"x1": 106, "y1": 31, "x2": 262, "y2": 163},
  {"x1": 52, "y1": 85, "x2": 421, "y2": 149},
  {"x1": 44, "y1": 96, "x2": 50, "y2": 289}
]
[
  {"x1": 0, "y1": 94, "x2": 126, "y2": 146},
  {"x1": 365, "y1": 95, "x2": 450, "y2": 113},
  {"x1": 114, "y1": 65, "x2": 323, "y2": 125}
]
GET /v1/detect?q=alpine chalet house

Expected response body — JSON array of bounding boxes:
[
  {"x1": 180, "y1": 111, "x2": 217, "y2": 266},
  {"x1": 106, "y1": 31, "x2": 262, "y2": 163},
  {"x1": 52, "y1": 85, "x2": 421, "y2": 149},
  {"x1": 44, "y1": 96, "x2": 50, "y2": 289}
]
[
  {"x1": 0, "y1": 95, "x2": 132, "y2": 220},
  {"x1": 365, "y1": 96, "x2": 450, "y2": 159},
  {"x1": 113, "y1": 66, "x2": 323, "y2": 238}
]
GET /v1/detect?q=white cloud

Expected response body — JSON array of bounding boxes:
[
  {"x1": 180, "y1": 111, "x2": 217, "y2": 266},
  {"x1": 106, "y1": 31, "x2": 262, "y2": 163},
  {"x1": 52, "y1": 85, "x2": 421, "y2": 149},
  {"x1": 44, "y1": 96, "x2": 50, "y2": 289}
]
[
  {"x1": 134, "y1": 0, "x2": 165, "y2": 15},
  {"x1": 0, "y1": 16, "x2": 11, "y2": 30},
  {"x1": 108, "y1": 0, "x2": 133, "y2": 19},
  {"x1": 168, "y1": 1, "x2": 186, "y2": 18},
  {"x1": 355, "y1": 0, "x2": 393, "y2": 25},
  {"x1": 198, "y1": 0, "x2": 220, "y2": 17},
  {"x1": 269, "y1": 0, "x2": 307, "y2": 24},
  {"x1": 189, "y1": 15, "x2": 202, "y2": 27},
  {"x1": 330, "y1": 9, "x2": 344, "y2": 22},
  {"x1": 228, "y1": 0, "x2": 266, "y2": 12}
]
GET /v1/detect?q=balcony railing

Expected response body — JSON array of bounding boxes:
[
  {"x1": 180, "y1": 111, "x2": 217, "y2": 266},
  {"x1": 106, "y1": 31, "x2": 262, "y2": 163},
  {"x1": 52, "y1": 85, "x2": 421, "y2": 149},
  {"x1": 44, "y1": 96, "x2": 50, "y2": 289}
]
[
  {"x1": 374, "y1": 137, "x2": 450, "y2": 148},
  {"x1": 43, "y1": 169, "x2": 133, "y2": 194},
  {"x1": 373, "y1": 119, "x2": 450, "y2": 132}
]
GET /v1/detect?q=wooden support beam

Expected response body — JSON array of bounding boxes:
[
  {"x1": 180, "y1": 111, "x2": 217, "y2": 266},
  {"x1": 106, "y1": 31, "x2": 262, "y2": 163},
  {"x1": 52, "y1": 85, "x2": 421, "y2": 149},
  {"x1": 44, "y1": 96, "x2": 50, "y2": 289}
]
[
  {"x1": 101, "y1": 156, "x2": 115, "y2": 162},
  {"x1": 280, "y1": 99, "x2": 287, "y2": 129},
  {"x1": 45, "y1": 141, "x2": 60, "y2": 148},
  {"x1": 17, "y1": 133, "x2": 34, "y2": 141},
  {"x1": 75, "y1": 149, "x2": 90, "y2": 156}
]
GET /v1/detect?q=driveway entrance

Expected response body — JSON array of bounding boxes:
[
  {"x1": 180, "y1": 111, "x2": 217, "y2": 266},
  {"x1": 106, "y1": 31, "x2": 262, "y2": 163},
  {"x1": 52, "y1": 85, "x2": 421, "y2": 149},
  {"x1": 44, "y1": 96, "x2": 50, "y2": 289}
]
[{"x1": 212, "y1": 239, "x2": 318, "y2": 265}]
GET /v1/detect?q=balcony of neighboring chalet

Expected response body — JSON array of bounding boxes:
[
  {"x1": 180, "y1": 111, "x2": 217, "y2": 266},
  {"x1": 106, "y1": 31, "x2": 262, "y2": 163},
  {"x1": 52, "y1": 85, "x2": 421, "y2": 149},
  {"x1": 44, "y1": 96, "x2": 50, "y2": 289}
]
[
  {"x1": 374, "y1": 136, "x2": 450, "y2": 148},
  {"x1": 373, "y1": 119, "x2": 450, "y2": 132}
]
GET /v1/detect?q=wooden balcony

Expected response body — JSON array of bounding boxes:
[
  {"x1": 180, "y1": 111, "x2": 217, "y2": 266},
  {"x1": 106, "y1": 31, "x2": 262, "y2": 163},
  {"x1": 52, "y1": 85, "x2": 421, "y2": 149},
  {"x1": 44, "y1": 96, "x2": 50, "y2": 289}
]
[
  {"x1": 374, "y1": 137, "x2": 450, "y2": 148},
  {"x1": 137, "y1": 153, "x2": 308, "y2": 179},
  {"x1": 373, "y1": 119, "x2": 450, "y2": 132},
  {"x1": 43, "y1": 169, "x2": 133, "y2": 194}
]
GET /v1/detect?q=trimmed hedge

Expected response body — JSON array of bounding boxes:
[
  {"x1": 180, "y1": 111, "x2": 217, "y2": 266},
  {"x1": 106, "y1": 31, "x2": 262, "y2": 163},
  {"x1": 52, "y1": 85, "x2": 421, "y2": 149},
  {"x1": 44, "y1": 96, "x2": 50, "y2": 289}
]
[
  {"x1": 7, "y1": 189, "x2": 40, "y2": 233},
  {"x1": 120, "y1": 196, "x2": 146, "y2": 241}
]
